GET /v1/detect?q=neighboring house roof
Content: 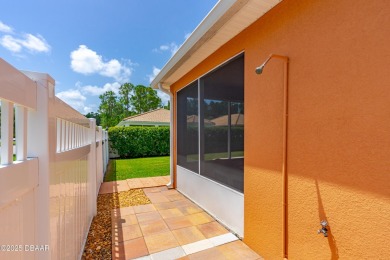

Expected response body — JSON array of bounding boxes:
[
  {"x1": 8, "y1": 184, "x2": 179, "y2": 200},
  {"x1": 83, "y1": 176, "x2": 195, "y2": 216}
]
[
  {"x1": 187, "y1": 115, "x2": 214, "y2": 126},
  {"x1": 151, "y1": 0, "x2": 282, "y2": 90},
  {"x1": 117, "y1": 108, "x2": 170, "y2": 126},
  {"x1": 210, "y1": 113, "x2": 244, "y2": 126}
]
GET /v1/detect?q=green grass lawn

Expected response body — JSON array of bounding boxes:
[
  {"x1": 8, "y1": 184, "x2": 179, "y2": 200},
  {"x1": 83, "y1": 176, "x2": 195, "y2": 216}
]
[
  {"x1": 187, "y1": 151, "x2": 244, "y2": 161},
  {"x1": 104, "y1": 156, "x2": 170, "y2": 182}
]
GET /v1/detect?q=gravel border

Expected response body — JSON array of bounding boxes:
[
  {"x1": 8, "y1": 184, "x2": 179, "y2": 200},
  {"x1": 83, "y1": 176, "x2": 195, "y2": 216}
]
[{"x1": 82, "y1": 189, "x2": 151, "y2": 259}]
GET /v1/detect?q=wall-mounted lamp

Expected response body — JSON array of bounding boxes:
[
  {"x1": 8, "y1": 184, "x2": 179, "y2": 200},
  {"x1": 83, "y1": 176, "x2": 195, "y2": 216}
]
[
  {"x1": 255, "y1": 54, "x2": 289, "y2": 74},
  {"x1": 255, "y1": 53, "x2": 290, "y2": 258}
]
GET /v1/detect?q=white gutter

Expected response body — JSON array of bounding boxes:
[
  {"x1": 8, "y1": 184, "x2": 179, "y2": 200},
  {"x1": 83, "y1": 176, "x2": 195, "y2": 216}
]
[
  {"x1": 158, "y1": 83, "x2": 174, "y2": 189},
  {"x1": 151, "y1": 0, "x2": 283, "y2": 90}
]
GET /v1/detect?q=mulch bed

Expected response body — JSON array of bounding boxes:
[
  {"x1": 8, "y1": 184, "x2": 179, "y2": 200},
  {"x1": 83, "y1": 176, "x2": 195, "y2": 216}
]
[{"x1": 82, "y1": 189, "x2": 151, "y2": 259}]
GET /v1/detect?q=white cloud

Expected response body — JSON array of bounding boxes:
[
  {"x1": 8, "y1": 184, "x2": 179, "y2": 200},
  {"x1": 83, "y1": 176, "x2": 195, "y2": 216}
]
[
  {"x1": 70, "y1": 45, "x2": 132, "y2": 82},
  {"x1": 81, "y1": 82, "x2": 121, "y2": 96},
  {"x1": 70, "y1": 45, "x2": 103, "y2": 74},
  {"x1": 154, "y1": 42, "x2": 179, "y2": 57},
  {"x1": 165, "y1": 42, "x2": 179, "y2": 56},
  {"x1": 0, "y1": 35, "x2": 22, "y2": 52},
  {"x1": 56, "y1": 89, "x2": 91, "y2": 114},
  {"x1": 170, "y1": 44, "x2": 179, "y2": 56},
  {"x1": 159, "y1": 45, "x2": 170, "y2": 51},
  {"x1": 57, "y1": 89, "x2": 86, "y2": 102},
  {"x1": 0, "y1": 21, "x2": 13, "y2": 33},
  {"x1": 0, "y1": 33, "x2": 50, "y2": 53},
  {"x1": 148, "y1": 66, "x2": 161, "y2": 83},
  {"x1": 154, "y1": 32, "x2": 194, "y2": 57},
  {"x1": 20, "y1": 34, "x2": 50, "y2": 52},
  {"x1": 56, "y1": 81, "x2": 121, "y2": 114},
  {"x1": 148, "y1": 66, "x2": 168, "y2": 105},
  {"x1": 0, "y1": 22, "x2": 50, "y2": 55}
]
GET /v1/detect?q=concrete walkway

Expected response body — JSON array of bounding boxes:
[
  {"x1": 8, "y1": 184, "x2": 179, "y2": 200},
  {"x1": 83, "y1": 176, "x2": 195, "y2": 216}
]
[{"x1": 99, "y1": 177, "x2": 262, "y2": 260}]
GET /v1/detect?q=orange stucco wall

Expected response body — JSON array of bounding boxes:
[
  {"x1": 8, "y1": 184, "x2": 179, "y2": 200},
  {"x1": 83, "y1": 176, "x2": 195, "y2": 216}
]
[{"x1": 170, "y1": 0, "x2": 390, "y2": 259}]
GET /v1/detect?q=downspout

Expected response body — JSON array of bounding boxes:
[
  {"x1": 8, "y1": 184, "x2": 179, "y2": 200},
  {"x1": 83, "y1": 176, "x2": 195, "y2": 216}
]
[
  {"x1": 158, "y1": 83, "x2": 174, "y2": 189},
  {"x1": 282, "y1": 58, "x2": 289, "y2": 260},
  {"x1": 256, "y1": 54, "x2": 289, "y2": 259}
]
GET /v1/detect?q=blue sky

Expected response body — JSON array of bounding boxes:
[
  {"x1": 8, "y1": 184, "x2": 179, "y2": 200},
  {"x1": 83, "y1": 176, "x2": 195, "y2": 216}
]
[{"x1": 0, "y1": 0, "x2": 218, "y2": 114}]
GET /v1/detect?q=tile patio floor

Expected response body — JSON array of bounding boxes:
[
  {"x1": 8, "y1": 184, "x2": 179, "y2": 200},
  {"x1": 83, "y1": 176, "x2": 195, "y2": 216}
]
[{"x1": 99, "y1": 176, "x2": 262, "y2": 260}]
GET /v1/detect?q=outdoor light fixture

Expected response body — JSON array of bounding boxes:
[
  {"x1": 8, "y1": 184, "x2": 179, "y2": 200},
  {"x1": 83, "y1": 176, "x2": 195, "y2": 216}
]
[
  {"x1": 255, "y1": 53, "x2": 289, "y2": 259},
  {"x1": 255, "y1": 54, "x2": 288, "y2": 74}
]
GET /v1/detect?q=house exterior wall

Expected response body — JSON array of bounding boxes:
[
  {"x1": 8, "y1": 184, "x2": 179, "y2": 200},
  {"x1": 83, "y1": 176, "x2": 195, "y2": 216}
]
[{"x1": 170, "y1": 0, "x2": 390, "y2": 259}]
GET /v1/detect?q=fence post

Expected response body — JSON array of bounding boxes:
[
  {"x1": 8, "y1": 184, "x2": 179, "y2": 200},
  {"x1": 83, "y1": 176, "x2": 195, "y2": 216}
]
[
  {"x1": 105, "y1": 131, "x2": 109, "y2": 168},
  {"x1": 88, "y1": 119, "x2": 97, "y2": 217},
  {"x1": 96, "y1": 126, "x2": 103, "y2": 189},
  {"x1": 103, "y1": 131, "x2": 108, "y2": 170},
  {"x1": 15, "y1": 106, "x2": 28, "y2": 161},
  {"x1": 0, "y1": 100, "x2": 14, "y2": 165},
  {"x1": 25, "y1": 72, "x2": 55, "y2": 260}
]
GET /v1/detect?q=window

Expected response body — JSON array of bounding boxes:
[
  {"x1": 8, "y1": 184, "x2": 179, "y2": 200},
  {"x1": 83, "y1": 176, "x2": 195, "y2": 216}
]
[
  {"x1": 177, "y1": 54, "x2": 244, "y2": 192},
  {"x1": 177, "y1": 81, "x2": 199, "y2": 173}
]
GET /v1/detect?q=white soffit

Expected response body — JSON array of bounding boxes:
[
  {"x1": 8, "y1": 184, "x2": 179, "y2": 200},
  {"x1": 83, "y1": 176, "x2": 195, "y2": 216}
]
[{"x1": 151, "y1": 0, "x2": 282, "y2": 90}]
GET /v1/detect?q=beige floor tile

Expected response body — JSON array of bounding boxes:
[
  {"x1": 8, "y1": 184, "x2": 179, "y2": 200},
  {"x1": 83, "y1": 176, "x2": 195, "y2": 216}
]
[
  {"x1": 109, "y1": 187, "x2": 260, "y2": 260},
  {"x1": 144, "y1": 231, "x2": 180, "y2": 254},
  {"x1": 140, "y1": 178, "x2": 159, "y2": 187},
  {"x1": 177, "y1": 205, "x2": 203, "y2": 215},
  {"x1": 139, "y1": 219, "x2": 170, "y2": 236},
  {"x1": 154, "y1": 201, "x2": 177, "y2": 210},
  {"x1": 99, "y1": 180, "x2": 130, "y2": 194},
  {"x1": 112, "y1": 237, "x2": 149, "y2": 260},
  {"x1": 176, "y1": 256, "x2": 190, "y2": 260},
  {"x1": 112, "y1": 224, "x2": 142, "y2": 244},
  {"x1": 217, "y1": 240, "x2": 261, "y2": 260},
  {"x1": 187, "y1": 212, "x2": 214, "y2": 226},
  {"x1": 184, "y1": 247, "x2": 226, "y2": 260},
  {"x1": 159, "y1": 208, "x2": 184, "y2": 219},
  {"x1": 166, "y1": 193, "x2": 186, "y2": 202},
  {"x1": 161, "y1": 189, "x2": 187, "y2": 201},
  {"x1": 111, "y1": 207, "x2": 135, "y2": 219},
  {"x1": 133, "y1": 204, "x2": 157, "y2": 214},
  {"x1": 153, "y1": 176, "x2": 170, "y2": 186},
  {"x1": 146, "y1": 193, "x2": 170, "y2": 203},
  {"x1": 164, "y1": 215, "x2": 194, "y2": 230},
  {"x1": 160, "y1": 190, "x2": 181, "y2": 196},
  {"x1": 112, "y1": 214, "x2": 138, "y2": 229},
  {"x1": 150, "y1": 246, "x2": 186, "y2": 259},
  {"x1": 173, "y1": 199, "x2": 196, "y2": 208},
  {"x1": 172, "y1": 226, "x2": 206, "y2": 245},
  {"x1": 127, "y1": 178, "x2": 144, "y2": 189},
  {"x1": 143, "y1": 186, "x2": 169, "y2": 193},
  {"x1": 98, "y1": 182, "x2": 112, "y2": 194},
  {"x1": 136, "y1": 211, "x2": 162, "y2": 223},
  {"x1": 196, "y1": 221, "x2": 229, "y2": 238}
]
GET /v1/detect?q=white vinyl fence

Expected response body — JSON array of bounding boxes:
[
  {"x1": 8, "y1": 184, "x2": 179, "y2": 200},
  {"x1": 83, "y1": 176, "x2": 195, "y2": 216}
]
[{"x1": 0, "y1": 58, "x2": 109, "y2": 260}]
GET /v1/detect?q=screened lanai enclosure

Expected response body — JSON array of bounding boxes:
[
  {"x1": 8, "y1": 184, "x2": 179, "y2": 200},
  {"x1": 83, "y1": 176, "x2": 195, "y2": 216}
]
[{"x1": 177, "y1": 54, "x2": 244, "y2": 193}]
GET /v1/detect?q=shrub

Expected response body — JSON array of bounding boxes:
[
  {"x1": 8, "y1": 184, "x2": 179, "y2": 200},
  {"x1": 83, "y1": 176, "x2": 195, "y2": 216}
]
[
  {"x1": 184, "y1": 125, "x2": 244, "y2": 154},
  {"x1": 108, "y1": 126, "x2": 170, "y2": 158}
]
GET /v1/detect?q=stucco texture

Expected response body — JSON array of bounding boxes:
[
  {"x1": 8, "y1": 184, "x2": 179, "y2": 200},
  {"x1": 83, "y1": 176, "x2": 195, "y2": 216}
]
[{"x1": 170, "y1": 0, "x2": 390, "y2": 259}]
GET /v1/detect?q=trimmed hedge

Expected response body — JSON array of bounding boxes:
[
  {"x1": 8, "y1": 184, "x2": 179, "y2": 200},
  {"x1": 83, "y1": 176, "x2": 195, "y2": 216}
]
[
  {"x1": 108, "y1": 126, "x2": 169, "y2": 158},
  {"x1": 183, "y1": 126, "x2": 244, "y2": 154}
]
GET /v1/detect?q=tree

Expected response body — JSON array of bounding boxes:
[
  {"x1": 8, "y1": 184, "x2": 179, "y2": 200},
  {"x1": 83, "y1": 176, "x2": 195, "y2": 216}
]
[
  {"x1": 130, "y1": 85, "x2": 162, "y2": 114},
  {"x1": 119, "y1": 83, "x2": 134, "y2": 118},
  {"x1": 163, "y1": 100, "x2": 170, "y2": 110},
  {"x1": 96, "y1": 83, "x2": 163, "y2": 128},
  {"x1": 98, "y1": 91, "x2": 123, "y2": 128},
  {"x1": 85, "y1": 112, "x2": 101, "y2": 126}
]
